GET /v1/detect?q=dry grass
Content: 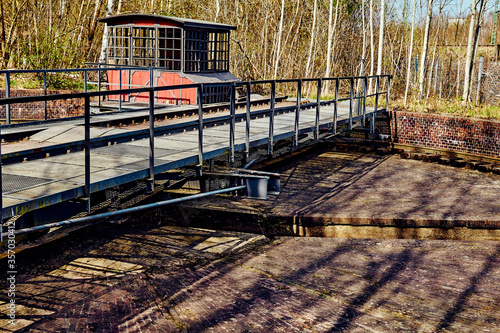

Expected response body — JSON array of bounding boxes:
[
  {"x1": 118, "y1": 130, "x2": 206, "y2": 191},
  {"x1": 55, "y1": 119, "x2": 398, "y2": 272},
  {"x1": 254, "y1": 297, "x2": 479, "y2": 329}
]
[{"x1": 391, "y1": 97, "x2": 500, "y2": 120}]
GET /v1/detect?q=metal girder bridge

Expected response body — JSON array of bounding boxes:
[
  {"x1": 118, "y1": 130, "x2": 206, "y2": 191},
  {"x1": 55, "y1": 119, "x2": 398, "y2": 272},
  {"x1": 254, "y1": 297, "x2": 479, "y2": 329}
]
[{"x1": 0, "y1": 72, "x2": 391, "y2": 236}]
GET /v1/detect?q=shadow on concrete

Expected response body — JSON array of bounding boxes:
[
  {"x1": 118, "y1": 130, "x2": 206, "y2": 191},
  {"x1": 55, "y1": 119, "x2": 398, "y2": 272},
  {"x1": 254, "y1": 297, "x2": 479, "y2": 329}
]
[{"x1": 436, "y1": 244, "x2": 500, "y2": 332}]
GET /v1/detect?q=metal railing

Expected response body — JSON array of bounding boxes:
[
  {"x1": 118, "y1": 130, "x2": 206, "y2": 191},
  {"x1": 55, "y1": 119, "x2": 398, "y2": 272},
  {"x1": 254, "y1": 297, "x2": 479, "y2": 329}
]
[{"x1": 0, "y1": 74, "x2": 391, "y2": 226}]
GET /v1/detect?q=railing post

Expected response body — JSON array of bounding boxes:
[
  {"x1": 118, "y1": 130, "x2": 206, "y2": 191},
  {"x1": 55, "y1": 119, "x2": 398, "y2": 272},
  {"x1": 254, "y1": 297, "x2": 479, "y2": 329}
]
[
  {"x1": 43, "y1": 72, "x2": 48, "y2": 121},
  {"x1": 84, "y1": 94, "x2": 91, "y2": 212},
  {"x1": 230, "y1": 83, "x2": 236, "y2": 163},
  {"x1": 84, "y1": 70, "x2": 88, "y2": 93},
  {"x1": 0, "y1": 125, "x2": 2, "y2": 242},
  {"x1": 150, "y1": 68, "x2": 154, "y2": 104},
  {"x1": 245, "y1": 82, "x2": 251, "y2": 159},
  {"x1": 97, "y1": 64, "x2": 102, "y2": 108},
  {"x1": 386, "y1": 75, "x2": 391, "y2": 111},
  {"x1": 268, "y1": 81, "x2": 276, "y2": 155},
  {"x1": 149, "y1": 88, "x2": 155, "y2": 191},
  {"x1": 315, "y1": 79, "x2": 321, "y2": 140},
  {"x1": 372, "y1": 76, "x2": 380, "y2": 134},
  {"x1": 197, "y1": 85, "x2": 204, "y2": 167},
  {"x1": 294, "y1": 79, "x2": 301, "y2": 146},
  {"x1": 334, "y1": 79, "x2": 339, "y2": 135},
  {"x1": 363, "y1": 76, "x2": 368, "y2": 127},
  {"x1": 119, "y1": 68, "x2": 122, "y2": 112},
  {"x1": 5, "y1": 72, "x2": 11, "y2": 125},
  {"x1": 349, "y1": 77, "x2": 354, "y2": 130}
]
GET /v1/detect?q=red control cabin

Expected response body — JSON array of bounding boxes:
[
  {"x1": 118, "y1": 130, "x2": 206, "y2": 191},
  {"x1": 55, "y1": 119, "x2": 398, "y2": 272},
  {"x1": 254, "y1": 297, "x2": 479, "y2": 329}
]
[{"x1": 99, "y1": 14, "x2": 238, "y2": 105}]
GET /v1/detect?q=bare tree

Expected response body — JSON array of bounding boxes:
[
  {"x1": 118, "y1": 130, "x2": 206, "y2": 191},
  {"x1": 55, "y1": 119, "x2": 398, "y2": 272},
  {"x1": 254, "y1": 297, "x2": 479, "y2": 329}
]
[
  {"x1": 368, "y1": 0, "x2": 375, "y2": 93},
  {"x1": 462, "y1": 0, "x2": 486, "y2": 104},
  {"x1": 215, "y1": 0, "x2": 221, "y2": 22},
  {"x1": 305, "y1": 0, "x2": 318, "y2": 80},
  {"x1": 99, "y1": 0, "x2": 114, "y2": 64},
  {"x1": 324, "y1": 0, "x2": 340, "y2": 93},
  {"x1": 404, "y1": 0, "x2": 417, "y2": 105},
  {"x1": 376, "y1": 0, "x2": 386, "y2": 76},
  {"x1": 273, "y1": 0, "x2": 285, "y2": 79},
  {"x1": 418, "y1": 0, "x2": 433, "y2": 98}
]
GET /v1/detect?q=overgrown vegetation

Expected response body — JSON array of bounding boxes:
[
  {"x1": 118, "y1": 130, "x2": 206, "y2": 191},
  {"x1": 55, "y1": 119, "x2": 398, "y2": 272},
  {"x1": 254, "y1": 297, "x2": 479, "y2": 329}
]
[
  {"x1": 0, "y1": 0, "x2": 497, "y2": 117},
  {"x1": 393, "y1": 97, "x2": 500, "y2": 120}
]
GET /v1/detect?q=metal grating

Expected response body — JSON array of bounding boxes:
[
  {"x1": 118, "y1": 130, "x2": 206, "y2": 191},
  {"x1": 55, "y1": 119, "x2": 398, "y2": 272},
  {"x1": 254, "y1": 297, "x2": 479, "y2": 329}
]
[
  {"x1": 92, "y1": 145, "x2": 176, "y2": 159},
  {"x1": 2, "y1": 173, "x2": 54, "y2": 194},
  {"x1": 117, "y1": 159, "x2": 172, "y2": 171}
]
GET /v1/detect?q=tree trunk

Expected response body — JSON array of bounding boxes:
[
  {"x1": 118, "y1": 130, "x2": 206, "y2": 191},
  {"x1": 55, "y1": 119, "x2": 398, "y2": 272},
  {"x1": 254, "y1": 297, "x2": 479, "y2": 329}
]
[
  {"x1": 99, "y1": 0, "x2": 114, "y2": 64},
  {"x1": 463, "y1": 0, "x2": 486, "y2": 104},
  {"x1": 463, "y1": 1, "x2": 478, "y2": 104},
  {"x1": 117, "y1": 0, "x2": 123, "y2": 14},
  {"x1": 427, "y1": 6, "x2": 443, "y2": 98},
  {"x1": 376, "y1": 0, "x2": 386, "y2": 76},
  {"x1": 404, "y1": 0, "x2": 417, "y2": 105},
  {"x1": 368, "y1": 0, "x2": 375, "y2": 94},
  {"x1": 418, "y1": 0, "x2": 433, "y2": 98},
  {"x1": 0, "y1": 0, "x2": 6, "y2": 68},
  {"x1": 215, "y1": 0, "x2": 220, "y2": 22},
  {"x1": 323, "y1": 0, "x2": 339, "y2": 93},
  {"x1": 273, "y1": 0, "x2": 285, "y2": 79},
  {"x1": 305, "y1": 0, "x2": 318, "y2": 80},
  {"x1": 88, "y1": 0, "x2": 102, "y2": 47},
  {"x1": 325, "y1": 0, "x2": 334, "y2": 82}
]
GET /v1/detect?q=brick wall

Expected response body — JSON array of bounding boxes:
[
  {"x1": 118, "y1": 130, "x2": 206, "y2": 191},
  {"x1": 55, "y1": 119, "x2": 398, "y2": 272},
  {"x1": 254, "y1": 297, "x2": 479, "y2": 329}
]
[
  {"x1": 389, "y1": 111, "x2": 500, "y2": 158},
  {"x1": 0, "y1": 89, "x2": 85, "y2": 120}
]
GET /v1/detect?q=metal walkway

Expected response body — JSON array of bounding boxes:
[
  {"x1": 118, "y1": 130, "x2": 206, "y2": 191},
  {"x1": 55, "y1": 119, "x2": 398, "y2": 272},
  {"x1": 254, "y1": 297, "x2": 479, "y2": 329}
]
[{"x1": 0, "y1": 75, "x2": 390, "y2": 228}]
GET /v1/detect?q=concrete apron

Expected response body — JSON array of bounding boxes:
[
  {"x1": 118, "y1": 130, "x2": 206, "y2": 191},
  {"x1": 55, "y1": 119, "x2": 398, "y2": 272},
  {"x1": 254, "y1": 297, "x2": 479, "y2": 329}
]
[{"x1": 173, "y1": 146, "x2": 500, "y2": 242}]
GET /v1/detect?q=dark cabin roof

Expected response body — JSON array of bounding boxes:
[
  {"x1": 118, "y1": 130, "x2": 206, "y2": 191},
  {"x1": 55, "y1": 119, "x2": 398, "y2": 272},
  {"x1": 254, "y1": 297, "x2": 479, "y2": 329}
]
[{"x1": 99, "y1": 14, "x2": 237, "y2": 31}]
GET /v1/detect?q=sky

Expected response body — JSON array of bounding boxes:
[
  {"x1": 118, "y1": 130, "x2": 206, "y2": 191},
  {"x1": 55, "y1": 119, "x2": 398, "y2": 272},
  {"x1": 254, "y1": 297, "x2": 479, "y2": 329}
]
[{"x1": 392, "y1": 0, "x2": 496, "y2": 19}]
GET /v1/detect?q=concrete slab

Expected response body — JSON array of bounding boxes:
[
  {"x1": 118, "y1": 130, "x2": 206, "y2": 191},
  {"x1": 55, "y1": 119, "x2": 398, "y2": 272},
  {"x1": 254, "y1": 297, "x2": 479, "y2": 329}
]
[
  {"x1": 29, "y1": 125, "x2": 74, "y2": 142},
  {"x1": 8, "y1": 180, "x2": 84, "y2": 200},
  {"x1": 158, "y1": 151, "x2": 198, "y2": 161},
  {"x1": 181, "y1": 132, "x2": 227, "y2": 144},
  {"x1": 199, "y1": 128, "x2": 231, "y2": 138},
  {"x1": 69, "y1": 168, "x2": 138, "y2": 183},
  {"x1": 1, "y1": 160, "x2": 103, "y2": 180},
  {"x1": 45, "y1": 151, "x2": 143, "y2": 168},
  {"x1": 38, "y1": 127, "x2": 115, "y2": 143},
  {"x1": 92, "y1": 144, "x2": 175, "y2": 159},
  {"x1": 1, "y1": 196, "x2": 26, "y2": 207}
]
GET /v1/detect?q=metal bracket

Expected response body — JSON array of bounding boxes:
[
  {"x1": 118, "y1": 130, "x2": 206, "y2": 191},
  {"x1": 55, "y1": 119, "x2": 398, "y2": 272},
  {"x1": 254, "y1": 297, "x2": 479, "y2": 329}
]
[
  {"x1": 202, "y1": 171, "x2": 280, "y2": 199},
  {"x1": 235, "y1": 169, "x2": 280, "y2": 195}
]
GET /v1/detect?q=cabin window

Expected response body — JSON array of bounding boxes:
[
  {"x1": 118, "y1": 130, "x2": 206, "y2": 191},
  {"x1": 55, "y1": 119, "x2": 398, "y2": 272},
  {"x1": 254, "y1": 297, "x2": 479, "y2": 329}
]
[
  {"x1": 108, "y1": 27, "x2": 130, "y2": 65},
  {"x1": 158, "y1": 27, "x2": 182, "y2": 70},
  {"x1": 185, "y1": 30, "x2": 229, "y2": 73},
  {"x1": 132, "y1": 27, "x2": 156, "y2": 67}
]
